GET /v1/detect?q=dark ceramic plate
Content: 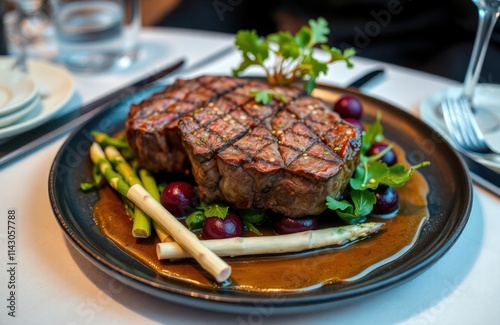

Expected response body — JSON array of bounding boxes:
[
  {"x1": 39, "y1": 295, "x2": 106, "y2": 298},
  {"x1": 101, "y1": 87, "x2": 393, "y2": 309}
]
[{"x1": 48, "y1": 82, "x2": 472, "y2": 314}]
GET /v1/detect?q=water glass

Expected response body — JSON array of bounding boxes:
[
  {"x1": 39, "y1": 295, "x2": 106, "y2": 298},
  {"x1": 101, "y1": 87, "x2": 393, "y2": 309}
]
[
  {"x1": 50, "y1": 0, "x2": 141, "y2": 72},
  {"x1": 0, "y1": 0, "x2": 8, "y2": 55}
]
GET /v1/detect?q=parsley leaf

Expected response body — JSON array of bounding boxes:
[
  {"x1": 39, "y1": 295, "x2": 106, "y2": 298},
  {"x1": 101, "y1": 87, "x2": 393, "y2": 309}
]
[
  {"x1": 249, "y1": 89, "x2": 288, "y2": 104},
  {"x1": 201, "y1": 202, "x2": 229, "y2": 219},
  {"x1": 326, "y1": 189, "x2": 376, "y2": 224},
  {"x1": 185, "y1": 210, "x2": 206, "y2": 231},
  {"x1": 233, "y1": 17, "x2": 356, "y2": 93}
]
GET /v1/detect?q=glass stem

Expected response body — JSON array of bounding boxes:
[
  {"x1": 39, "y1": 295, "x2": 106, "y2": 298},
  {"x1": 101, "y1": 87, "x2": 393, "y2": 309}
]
[{"x1": 463, "y1": 7, "x2": 499, "y2": 101}]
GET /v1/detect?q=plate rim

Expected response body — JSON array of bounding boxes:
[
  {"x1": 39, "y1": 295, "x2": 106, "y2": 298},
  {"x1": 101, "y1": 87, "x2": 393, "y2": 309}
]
[
  {"x1": 0, "y1": 57, "x2": 75, "y2": 139},
  {"x1": 48, "y1": 80, "x2": 473, "y2": 313},
  {"x1": 0, "y1": 70, "x2": 38, "y2": 115}
]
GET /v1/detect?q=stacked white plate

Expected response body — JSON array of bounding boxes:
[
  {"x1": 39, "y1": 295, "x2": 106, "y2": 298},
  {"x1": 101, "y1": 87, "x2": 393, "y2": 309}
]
[
  {"x1": 0, "y1": 70, "x2": 40, "y2": 128},
  {"x1": 0, "y1": 56, "x2": 75, "y2": 139}
]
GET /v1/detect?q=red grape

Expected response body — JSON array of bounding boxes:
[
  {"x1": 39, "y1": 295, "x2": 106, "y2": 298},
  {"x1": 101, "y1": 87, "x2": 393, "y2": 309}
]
[
  {"x1": 367, "y1": 143, "x2": 397, "y2": 166},
  {"x1": 272, "y1": 216, "x2": 319, "y2": 234},
  {"x1": 371, "y1": 186, "x2": 399, "y2": 216},
  {"x1": 333, "y1": 95, "x2": 363, "y2": 120},
  {"x1": 344, "y1": 118, "x2": 364, "y2": 131},
  {"x1": 160, "y1": 182, "x2": 197, "y2": 218},
  {"x1": 201, "y1": 212, "x2": 243, "y2": 239}
]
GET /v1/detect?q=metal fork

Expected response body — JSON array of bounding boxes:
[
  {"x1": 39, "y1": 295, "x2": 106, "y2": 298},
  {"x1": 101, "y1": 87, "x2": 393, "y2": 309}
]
[{"x1": 441, "y1": 94, "x2": 499, "y2": 157}]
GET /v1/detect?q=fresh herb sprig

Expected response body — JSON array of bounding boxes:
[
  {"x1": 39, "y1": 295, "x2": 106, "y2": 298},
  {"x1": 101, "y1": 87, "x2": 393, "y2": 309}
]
[
  {"x1": 186, "y1": 202, "x2": 266, "y2": 235},
  {"x1": 249, "y1": 89, "x2": 288, "y2": 105},
  {"x1": 233, "y1": 17, "x2": 356, "y2": 95},
  {"x1": 326, "y1": 114, "x2": 430, "y2": 224},
  {"x1": 186, "y1": 202, "x2": 230, "y2": 230}
]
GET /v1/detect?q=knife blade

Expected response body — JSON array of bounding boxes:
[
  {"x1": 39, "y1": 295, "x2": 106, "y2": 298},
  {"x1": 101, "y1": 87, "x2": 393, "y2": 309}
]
[
  {"x1": 346, "y1": 68, "x2": 385, "y2": 89},
  {"x1": 460, "y1": 153, "x2": 500, "y2": 196},
  {"x1": 0, "y1": 58, "x2": 186, "y2": 168}
]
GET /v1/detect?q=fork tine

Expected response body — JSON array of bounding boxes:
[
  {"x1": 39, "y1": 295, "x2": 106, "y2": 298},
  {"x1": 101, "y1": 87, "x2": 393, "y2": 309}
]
[
  {"x1": 454, "y1": 97, "x2": 476, "y2": 149},
  {"x1": 440, "y1": 94, "x2": 496, "y2": 156},
  {"x1": 442, "y1": 97, "x2": 467, "y2": 147},
  {"x1": 457, "y1": 96, "x2": 489, "y2": 151}
]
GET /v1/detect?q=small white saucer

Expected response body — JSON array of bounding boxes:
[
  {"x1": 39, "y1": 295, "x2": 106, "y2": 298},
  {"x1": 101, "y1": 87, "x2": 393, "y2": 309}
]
[
  {"x1": 0, "y1": 70, "x2": 38, "y2": 116},
  {"x1": 420, "y1": 84, "x2": 500, "y2": 171},
  {"x1": 0, "y1": 57, "x2": 75, "y2": 139},
  {"x1": 0, "y1": 95, "x2": 40, "y2": 128}
]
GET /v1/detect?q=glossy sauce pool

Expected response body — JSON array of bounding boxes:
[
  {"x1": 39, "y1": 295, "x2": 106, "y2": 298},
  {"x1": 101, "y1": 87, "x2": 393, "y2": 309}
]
[{"x1": 93, "y1": 145, "x2": 429, "y2": 293}]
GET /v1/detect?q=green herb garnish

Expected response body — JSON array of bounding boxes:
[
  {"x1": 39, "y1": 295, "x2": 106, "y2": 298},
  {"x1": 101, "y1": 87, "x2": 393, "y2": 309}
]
[
  {"x1": 239, "y1": 209, "x2": 266, "y2": 235},
  {"x1": 232, "y1": 17, "x2": 356, "y2": 94},
  {"x1": 185, "y1": 202, "x2": 230, "y2": 230},
  {"x1": 326, "y1": 190, "x2": 376, "y2": 225},
  {"x1": 326, "y1": 112, "x2": 430, "y2": 224},
  {"x1": 185, "y1": 210, "x2": 206, "y2": 231},
  {"x1": 249, "y1": 89, "x2": 288, "y2": 105}
]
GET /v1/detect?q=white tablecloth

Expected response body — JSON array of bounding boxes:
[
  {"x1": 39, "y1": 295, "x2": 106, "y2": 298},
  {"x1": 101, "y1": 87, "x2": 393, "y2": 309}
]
[{"x1": 0, "y1": 27, "x2": 499, "y2": 325}]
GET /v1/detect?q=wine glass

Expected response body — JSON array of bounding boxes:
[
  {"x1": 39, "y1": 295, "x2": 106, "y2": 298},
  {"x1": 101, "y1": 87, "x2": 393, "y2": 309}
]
[
  {"x1": 462, "y1": 0, "x2": 500, "y2": 133},
  {"x1": 7, "y1": 0, "x2": 50, "y2": 46}
]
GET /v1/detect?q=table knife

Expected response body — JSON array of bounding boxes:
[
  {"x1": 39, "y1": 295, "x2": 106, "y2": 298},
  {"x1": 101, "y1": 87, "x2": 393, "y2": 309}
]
[{"x1": 346, "y1": 68, "x2": 385, "y2": 89}]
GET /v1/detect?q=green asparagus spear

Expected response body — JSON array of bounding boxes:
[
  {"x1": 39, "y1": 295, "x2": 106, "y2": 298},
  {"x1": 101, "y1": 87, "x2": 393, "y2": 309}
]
[
  {"x1": 104, "y1": 146, "x2": 152, "y2": 238},
  {"x1": 138, "y1": 169, "x2": 172, "y2": 242}
]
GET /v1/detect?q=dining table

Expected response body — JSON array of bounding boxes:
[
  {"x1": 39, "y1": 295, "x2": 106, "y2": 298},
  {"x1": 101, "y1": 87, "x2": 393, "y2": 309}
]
[{"x1": 0, "y1": 27, "x2": 499, "y2": 325}]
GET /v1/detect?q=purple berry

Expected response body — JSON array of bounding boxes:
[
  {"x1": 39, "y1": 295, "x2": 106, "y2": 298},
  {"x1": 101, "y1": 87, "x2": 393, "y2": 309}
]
[
  {"x1": 160, "y1": 182, "x2": 196, "y2": 218},
  {"x1": 345, "y1": 118, "x2": 364, "y2": 131},
  {"x1": 367, "y1": 143, "x2": 397, "y2": 166},
  {"x1": 201, "y1": 212, "x2": 244, "y2": 239},
  {"x1": 372, "y1": 186, "x2": 399, "y2": 215},
  {"x1": 334, "y1": 95, "x2": 363, "y2": 120},
  {"x1": 272, "y1": 216, "x2": 319, "y2": 234}
]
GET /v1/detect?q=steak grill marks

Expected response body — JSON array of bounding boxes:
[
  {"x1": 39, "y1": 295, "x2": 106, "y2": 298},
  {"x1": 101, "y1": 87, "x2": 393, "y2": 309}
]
[
  {"x1": 179, "y1": 77, "x2": 355, "y2": 180},
  {"x1": 126, "y1": 75, "x2": 361, "y2": 217}
]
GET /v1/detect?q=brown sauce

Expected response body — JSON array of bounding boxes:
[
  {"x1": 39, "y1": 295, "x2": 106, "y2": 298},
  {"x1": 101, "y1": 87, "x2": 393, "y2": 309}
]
[{"x1": 93, "y1": 145, "x2": 429, "y2": 293}]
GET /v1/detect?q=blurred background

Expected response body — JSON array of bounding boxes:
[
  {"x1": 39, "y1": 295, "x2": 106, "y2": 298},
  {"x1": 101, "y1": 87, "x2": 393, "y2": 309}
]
[
  {"x1": 2, "y1": 0, "x2": 500, "y2": 83},
  {"x1": 141, "y1": 0, "x2": 500, "y2": 84}
]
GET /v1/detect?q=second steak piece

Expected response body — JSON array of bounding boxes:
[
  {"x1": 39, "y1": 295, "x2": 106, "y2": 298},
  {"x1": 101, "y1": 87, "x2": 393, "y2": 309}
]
[{"x1": 179, "y1": 78, "x2": 361, "y2": 218}]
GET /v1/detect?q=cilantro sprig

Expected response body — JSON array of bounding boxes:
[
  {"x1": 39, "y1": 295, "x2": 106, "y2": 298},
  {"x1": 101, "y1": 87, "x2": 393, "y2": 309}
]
[
  {"x1": 233, "y1": 17, "x2": 356, "y2": 94},
  {"x1": 326, "y1": 113, "x2": 430, "y2": 224}
]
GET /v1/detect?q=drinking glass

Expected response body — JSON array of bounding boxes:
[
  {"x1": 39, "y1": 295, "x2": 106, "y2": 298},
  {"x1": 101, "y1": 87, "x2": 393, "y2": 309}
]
[
  {"x1": 462, "y1": 0, "x2": 500, "y2": 133},
  {"x1": 7, "y1": 0, "x2": 49, "y2": 46},
  {"x1": 1, "y1": 0, "x2": 9, "y2": 55},
  {"x1": 50, "y1": 0, "x2": 141, "y2": 72}
]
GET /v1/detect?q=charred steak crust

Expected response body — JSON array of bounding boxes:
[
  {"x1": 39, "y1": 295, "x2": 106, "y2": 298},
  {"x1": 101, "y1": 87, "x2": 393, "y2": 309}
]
[{"x1": 126, "y1": 76, "x2": 361, "y2": 218}]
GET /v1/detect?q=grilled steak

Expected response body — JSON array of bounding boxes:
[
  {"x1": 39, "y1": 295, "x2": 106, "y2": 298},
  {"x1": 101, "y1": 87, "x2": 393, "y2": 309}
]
[{"x1": 126, "y1": 76, "x2": 361, "y2": 218}]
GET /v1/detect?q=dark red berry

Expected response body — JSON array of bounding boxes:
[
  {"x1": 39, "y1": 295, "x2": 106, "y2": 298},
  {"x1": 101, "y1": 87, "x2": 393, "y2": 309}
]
[
  {"x1": 334, "y1": 95, "x2": 363, "y2": 120},
  {"x1": 345, "y1": 118, "x2": 364, "y2": 131},
  {"x1": 272, "y1": 216, "x2": 319, "y2": 234},
  {"x1": 201, "y1": 212, "x2": 244, "y2": 239},
  {"x1": 372, "y1": 186, "x2": 399, "y2": 215},
  {"x1": 367, "y1": 143, "x2": 397, "y2": 166},
  {"x1": 160, "y1": 182, "x2": 196, "y2": 218}
]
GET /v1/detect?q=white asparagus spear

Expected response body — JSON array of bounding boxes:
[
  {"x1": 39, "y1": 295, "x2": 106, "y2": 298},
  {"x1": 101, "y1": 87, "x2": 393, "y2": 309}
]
[
  {"x1": 157, "y1": 222, "x2": 384, "y2": 259},
  {"x1": 90, "y1": 143, "x2": 231, "y2": 282},
  {"x1": 127, "y1": 184, "x2": 232, "y2": 282}
]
